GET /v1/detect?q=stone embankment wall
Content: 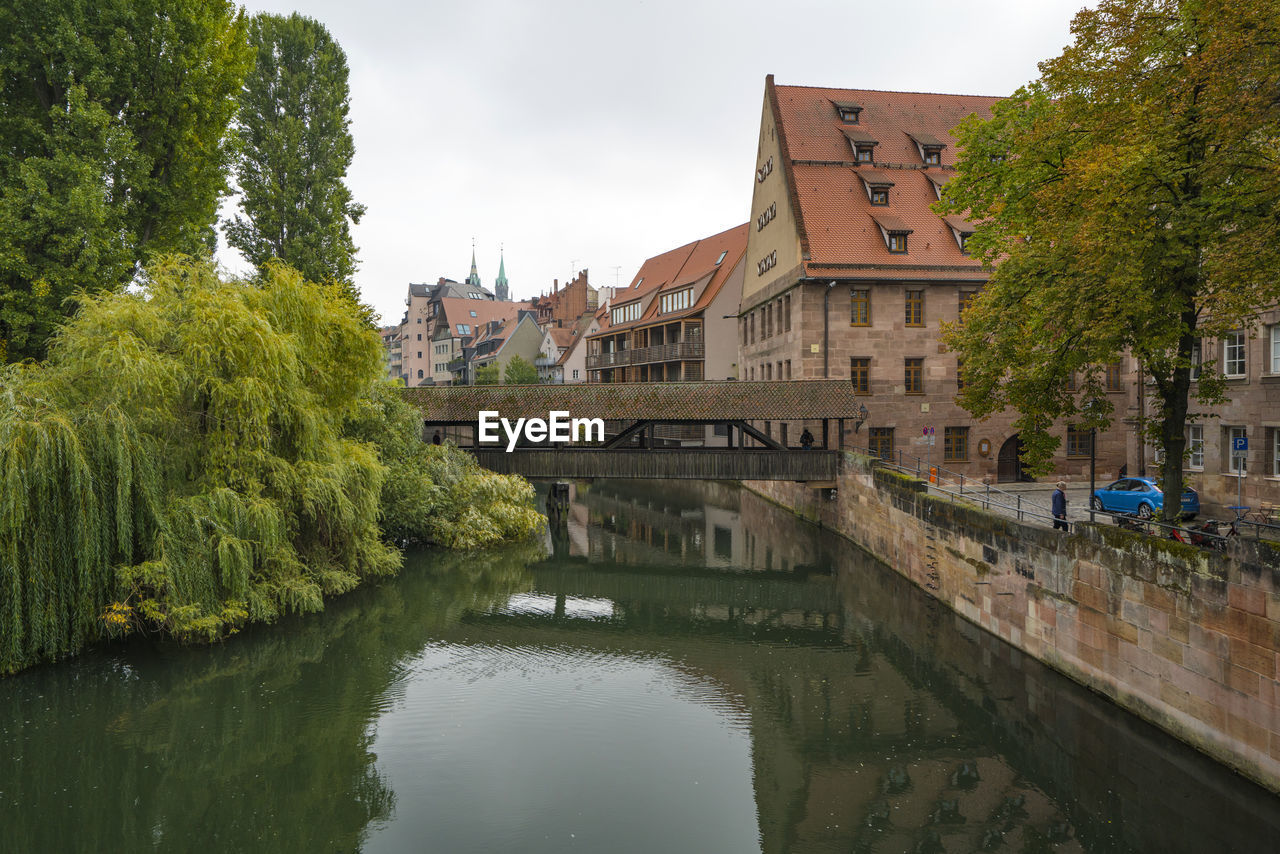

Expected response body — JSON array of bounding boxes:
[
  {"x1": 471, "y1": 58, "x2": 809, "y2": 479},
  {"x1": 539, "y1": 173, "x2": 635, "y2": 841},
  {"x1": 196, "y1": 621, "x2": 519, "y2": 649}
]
[{"x1": 746, "y1": 453, "x2": 1280, "y2": 793}]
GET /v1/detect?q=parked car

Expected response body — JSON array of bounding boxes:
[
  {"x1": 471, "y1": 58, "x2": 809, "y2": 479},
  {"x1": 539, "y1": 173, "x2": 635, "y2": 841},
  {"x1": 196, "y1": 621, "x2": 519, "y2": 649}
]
[{"x1": 1090, "y1": 477, "x2": 1199, "y2": 520}]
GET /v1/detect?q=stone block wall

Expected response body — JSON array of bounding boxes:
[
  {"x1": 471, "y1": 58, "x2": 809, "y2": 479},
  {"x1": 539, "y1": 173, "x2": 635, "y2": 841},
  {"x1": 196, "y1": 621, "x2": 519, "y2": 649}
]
[{"x1": 746, "y1": 453, "x2": 1280, "y2": 792}]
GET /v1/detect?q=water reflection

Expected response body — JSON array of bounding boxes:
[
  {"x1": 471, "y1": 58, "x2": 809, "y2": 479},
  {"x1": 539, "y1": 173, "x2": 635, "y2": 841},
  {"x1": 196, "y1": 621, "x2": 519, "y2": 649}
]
[{"x1": 1, "y1": 481, "x2": 1278, "y2": 853}]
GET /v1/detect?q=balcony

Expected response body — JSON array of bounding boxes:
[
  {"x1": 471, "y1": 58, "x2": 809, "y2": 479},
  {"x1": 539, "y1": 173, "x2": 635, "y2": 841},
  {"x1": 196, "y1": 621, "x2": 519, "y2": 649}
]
[
  {"x1": 446, "y1": 358, "x2": 466, "y2": 372},
  {"x1": 629, "y1": 341, "x2": 704, "y2": 365},
  {"x1": 585, "y1": 350, "x2": 631, "y2": 370},
  {"x1": 534, "y1": 356, "x2": 556, "y2": 368}
]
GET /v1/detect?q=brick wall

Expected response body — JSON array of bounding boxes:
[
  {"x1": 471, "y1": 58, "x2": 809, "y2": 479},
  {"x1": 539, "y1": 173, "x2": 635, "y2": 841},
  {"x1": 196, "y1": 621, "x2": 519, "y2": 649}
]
[{"x1": 746, "y1": 453, "x2": 1280, "y2": 792}]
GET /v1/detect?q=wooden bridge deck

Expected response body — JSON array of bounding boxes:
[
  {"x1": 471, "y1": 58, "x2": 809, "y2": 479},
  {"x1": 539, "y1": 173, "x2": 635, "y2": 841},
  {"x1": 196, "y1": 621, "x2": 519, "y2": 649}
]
[{"x1": 469, "y1": 448, "x2": 839, "y2": 481}]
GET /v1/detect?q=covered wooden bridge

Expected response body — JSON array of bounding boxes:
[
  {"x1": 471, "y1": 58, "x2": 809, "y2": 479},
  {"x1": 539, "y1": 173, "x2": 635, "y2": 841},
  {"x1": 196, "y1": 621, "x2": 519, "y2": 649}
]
[{"x1": 400, "y1": 380, "x2": 867, "y2": 482}]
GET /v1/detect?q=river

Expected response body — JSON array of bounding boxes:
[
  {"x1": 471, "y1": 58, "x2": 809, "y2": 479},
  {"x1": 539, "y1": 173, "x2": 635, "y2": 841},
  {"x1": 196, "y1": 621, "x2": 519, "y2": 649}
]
[{"x1": 2, "y1": 479, "x2": 1278, "y2": 852}]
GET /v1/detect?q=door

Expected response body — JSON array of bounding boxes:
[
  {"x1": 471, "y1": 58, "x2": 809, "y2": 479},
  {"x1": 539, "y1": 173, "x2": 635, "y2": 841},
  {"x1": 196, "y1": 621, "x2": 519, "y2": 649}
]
[{"x1": 997, "y1": 435, "x2": 1024, "y2": 483}]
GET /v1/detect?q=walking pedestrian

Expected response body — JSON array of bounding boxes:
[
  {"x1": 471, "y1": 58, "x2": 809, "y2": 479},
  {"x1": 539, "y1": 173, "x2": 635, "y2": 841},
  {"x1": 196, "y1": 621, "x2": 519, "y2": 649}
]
[{"x1": 1052, "y1": 481, "x2": 1069, "y2": 531}]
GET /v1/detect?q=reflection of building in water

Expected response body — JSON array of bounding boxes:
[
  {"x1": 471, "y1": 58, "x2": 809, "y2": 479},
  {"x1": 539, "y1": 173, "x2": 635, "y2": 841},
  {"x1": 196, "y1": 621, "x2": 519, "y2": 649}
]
[
  {"x1": 568, "y1": 479, "x2": 823, "y2": 572},
  {"x1": 509, "y1": 480, "x2": 1275, "y2": 853}
]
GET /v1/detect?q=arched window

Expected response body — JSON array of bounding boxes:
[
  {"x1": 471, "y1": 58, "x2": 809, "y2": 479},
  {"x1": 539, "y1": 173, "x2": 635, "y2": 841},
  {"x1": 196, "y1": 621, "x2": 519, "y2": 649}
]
[{"x1": 417, "y1": 370, "x2": 424, "y2": 378}]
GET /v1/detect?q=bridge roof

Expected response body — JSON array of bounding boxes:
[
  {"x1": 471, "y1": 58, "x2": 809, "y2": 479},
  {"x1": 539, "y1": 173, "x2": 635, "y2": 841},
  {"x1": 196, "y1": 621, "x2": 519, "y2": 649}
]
[{"x1": 403, "y1": 380, "x2": 864, "y2": 421}]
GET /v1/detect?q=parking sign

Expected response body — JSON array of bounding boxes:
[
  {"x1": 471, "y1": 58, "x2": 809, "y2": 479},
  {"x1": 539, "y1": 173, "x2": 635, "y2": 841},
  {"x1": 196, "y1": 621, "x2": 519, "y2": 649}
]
[{"x1": 1232, "y1": 436, "x2": 1248, "y2": 452}]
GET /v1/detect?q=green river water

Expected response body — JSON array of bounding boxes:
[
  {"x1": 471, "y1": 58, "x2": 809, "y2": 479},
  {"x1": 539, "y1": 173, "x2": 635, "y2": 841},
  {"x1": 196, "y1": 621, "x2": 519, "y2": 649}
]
[{"x1": 2, "y1": 479, "x2": 1278, "y2": 853}]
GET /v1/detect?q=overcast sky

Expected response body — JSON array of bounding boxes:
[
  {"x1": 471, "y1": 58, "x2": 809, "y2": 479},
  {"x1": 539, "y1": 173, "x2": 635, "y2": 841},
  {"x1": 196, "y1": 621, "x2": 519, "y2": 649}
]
[{"x1": 217, "y1": 0, "x2": 1091, "y2": 325}]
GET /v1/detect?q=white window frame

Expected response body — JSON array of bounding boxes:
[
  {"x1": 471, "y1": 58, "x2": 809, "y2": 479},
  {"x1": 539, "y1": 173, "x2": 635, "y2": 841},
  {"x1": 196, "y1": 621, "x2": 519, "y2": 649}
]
[
  {"x1": 1224, "y1": 332, "x2": 1246, "y2": 378},
  {"x1": 1273, "y1": 427, "x2": 1280, "y2": 478},
  {"x1": 1190, "y1": 340, "x2": 1201, "y2": 379},
  {"x1": 1228, "y1": 426, "x2": 1247, "y2": 475},
  {"x1": 1270, "y1": 325, "x2": 1280, "y2": 374},
  {"x1": 1187, "y1": 424, "x2": 1203, "y2": 470}
]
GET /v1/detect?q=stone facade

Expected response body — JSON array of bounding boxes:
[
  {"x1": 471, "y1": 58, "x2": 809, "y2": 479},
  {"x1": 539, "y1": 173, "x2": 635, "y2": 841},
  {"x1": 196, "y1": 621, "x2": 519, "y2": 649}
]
[{"x1": 747, "y1": 453, "x2": 1280, "y2": 792}]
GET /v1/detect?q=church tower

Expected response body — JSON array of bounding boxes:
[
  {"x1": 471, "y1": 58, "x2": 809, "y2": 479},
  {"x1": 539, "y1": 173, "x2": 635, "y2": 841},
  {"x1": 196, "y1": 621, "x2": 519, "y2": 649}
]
[
  {"x1": 494, "y1": 249, "x2": 509, "y2": 301},
  {"x1": 466, "y1": 243, "x2": 482, "y2": 288}
]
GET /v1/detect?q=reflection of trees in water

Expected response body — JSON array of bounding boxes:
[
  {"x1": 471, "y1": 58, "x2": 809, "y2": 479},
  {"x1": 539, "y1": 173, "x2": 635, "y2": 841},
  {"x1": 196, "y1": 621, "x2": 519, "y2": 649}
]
[{"x1": 0, "y1": 543, "x2": 539, "y2": 853}]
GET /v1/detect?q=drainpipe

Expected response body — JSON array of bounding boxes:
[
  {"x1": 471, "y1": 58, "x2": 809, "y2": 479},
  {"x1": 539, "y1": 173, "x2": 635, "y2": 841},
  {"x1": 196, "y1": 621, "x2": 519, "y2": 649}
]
[{"x1": 823, "y1": 280, "x2": 836, "y2": 378}]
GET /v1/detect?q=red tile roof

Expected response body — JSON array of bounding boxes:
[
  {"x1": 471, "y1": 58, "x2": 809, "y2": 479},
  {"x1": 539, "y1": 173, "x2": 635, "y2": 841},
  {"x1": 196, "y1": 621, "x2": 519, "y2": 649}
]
[
  {"x1": 436, "y1": 298, "x2": 530, "y2": 337},
  {"x1": 769, "y1": 78, "x2": 999, "y2": 280},
  {"x1": 592, "y1": 222, "x2": 748, "y2": 336}
]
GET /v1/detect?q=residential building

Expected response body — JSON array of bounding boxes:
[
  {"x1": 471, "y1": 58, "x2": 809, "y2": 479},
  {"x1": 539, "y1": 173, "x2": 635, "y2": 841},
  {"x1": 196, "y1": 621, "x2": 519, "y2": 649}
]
[
  {"x1": 427, "y1": 297, "x2": 531, "y2": 386},
  {"x1": 530, "y1": 269, "x2": 599, "y2": 330},
  {"x1": 1151, "y1": 309, "x2": 1280, "y2": 514},
  {"x1": 536, "y1": 324, "x2": 585, "y2": 384},
  {"x1": 380, "y1": 324, "x2": 403, "y2": 383},
  {"x1": 587, "y1": 223, "x2": 747, "y2": 384},
  {"x1": 454, "y1": 312, "x2": 544, "y2": 385},
  {"x1": 738, "y1": 76, "x2": 1129, "y2": 479}
]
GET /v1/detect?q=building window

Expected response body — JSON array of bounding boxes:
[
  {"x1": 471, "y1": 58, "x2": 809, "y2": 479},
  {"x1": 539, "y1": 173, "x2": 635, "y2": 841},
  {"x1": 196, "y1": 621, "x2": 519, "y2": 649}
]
[
  {"x1": 766, "y1": 362, "x2": 773, "y2": 381},
  {"x1": 1270, "y1": 325, "x2": 1280, "y2": 374},
  {"x1": 741, "y1": 319, "x2": 748, "y2": 346},
  {"x1": 836, "y1": 102, "x2": 862, "y2": 123},
  {"x1": 905, "y1": 291, "x2": 923, "y2": 326},
  {"x1": 855, "y1": 145, "x2": 874, "y2": 163},
  {"x1": 765, "y1": 303, "x2": 772, "y2": 337},
  {"x1": 850, "y1": 289, "x2": 870, "y2": 326},
  {"x1": 784, "y1": 295, "x2": 791, "y2": 331},
  {"x1": 1066, "y1": 426, "x2": 1092, "y2": 458},
  {"x1": 956, "y1": 357, "x2": 966, "y2": 391},
  {"x1": 749, "y1": 313, "x2": 756, "y2": 344},
  {"x1": 888, "y1": 233, "x2": 908, "y2": 253},
  {"x1": 923, "y1": 148, "x2": 942, "y2": 165},
  {"x1": 1105, "y1": 361, "x2": 1123, "y2": 391},
  {"x1": 870, "y1": 188, "x2": 889, "y2": 206},
  {"x1": 776, "y1": 361, "x2": 782, "y2": 380},
  {"x1": 750, "y1": 366, "x2": 755, "y2": 380},
  {"x1": 958, "y1": 291, "x2": 975, "y2": 323},
  {"x1": 785, "y1": 359, "x2": 791, "y2": 379},
  {"x1": 1224, "y1": 332, "x2": 1246, "y2": 377},
  {"x1": 850, "y1": 358, "x2": 870, "y2": 394},
  {"x1": 611, "y1": 301, "x2": 642, "y2": 325},
  {"x1": 417, "y1": 370, "x2": 424, "y2": 379},
  {"x1": 417, "y1": 351, "x2": 422, "y2": 358},
  {"x1": 470, "y1": 310, "x2": 477, "y2": 317},
  {"x1": 1190, "y1": 340, "x2": 1202, "y2": 379},
  {"x1": 1273, "y1": 427, "x2": 1280, "y2": 477},
  {"x1": 572, "y1": 369, "x2": 579, "y2": 380},
  {"x1": 1227, "y1": 426, "x2": 1247, "y2": 474},
  {"x1": 869, "y1": 427, "x2": 894, "y2": 460},
  {"x1": 1187, "y1": 424, "x2": 1204, "y2": 470},
  {"x1": 943, "y1": 427, "x2": 969, "y2": 461},
  {"x1": 716, "y1": 250, "x2": 728, "y2": 265},
  {"x1": 904, "y1": 358, "x2": 923, "y2": 394},
  {"x1": 660, "y1": 288, "x2": 693, "y2": 314}
]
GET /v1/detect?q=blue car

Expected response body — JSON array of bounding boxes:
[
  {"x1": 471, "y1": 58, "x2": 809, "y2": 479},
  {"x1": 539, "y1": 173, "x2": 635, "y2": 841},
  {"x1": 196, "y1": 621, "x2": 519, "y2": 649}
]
[{"x1": 1090, "y1": 477, "x2": 1199, "y2": 520}]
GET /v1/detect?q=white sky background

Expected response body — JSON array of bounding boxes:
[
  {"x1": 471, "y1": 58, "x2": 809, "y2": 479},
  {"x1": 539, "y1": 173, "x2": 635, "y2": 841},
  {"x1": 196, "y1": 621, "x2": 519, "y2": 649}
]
[{"x1": 216, "y1": 0, "x2": 1091, "y2": 325}]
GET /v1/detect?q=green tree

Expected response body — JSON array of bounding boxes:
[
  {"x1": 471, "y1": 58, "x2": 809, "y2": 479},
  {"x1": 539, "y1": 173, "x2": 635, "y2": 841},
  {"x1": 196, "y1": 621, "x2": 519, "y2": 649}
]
[
  {"x1": 504, "y1": 355, "x2": 539, "y2": 385},
  {"x1": 938, "y1": 0, "x2": 1280, "y2": 520},
  {"x1": 225, "y1": 13, "x2": 365, "y2": 294},
  {"x1": 475, "y1": 364, "x2": 499, "y2": 385},
  {"x1": 0, "y1": 0, "x2": 252, "y2": 362}
]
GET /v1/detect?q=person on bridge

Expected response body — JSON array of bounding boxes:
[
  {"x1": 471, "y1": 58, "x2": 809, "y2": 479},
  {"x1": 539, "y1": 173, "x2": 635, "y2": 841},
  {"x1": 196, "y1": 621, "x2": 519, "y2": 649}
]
[
  {"x1": 799, "y1": 428, "x2": 815, "y2": 450},
  {"x1": 1052, "y1": 481, "x2": 1069, "y2": 531}
]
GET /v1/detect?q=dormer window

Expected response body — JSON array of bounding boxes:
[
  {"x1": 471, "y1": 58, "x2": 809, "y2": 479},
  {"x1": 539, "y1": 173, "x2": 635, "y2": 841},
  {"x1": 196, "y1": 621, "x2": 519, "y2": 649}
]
[
  {"x1": 841, "y1": 127, "x2": 878, "y2": 165},
  {"x1": 906, "y1": 131, "x2": 947, "y2": 167},
  {"x1": 942, "y1": 215, "x2": 975, "y2": 255},
  {"x1": 870, "y1": 212, "x2": 912, "y2": 255},
  {"x1": 857, "y1": 170, "x2": 894, "y2": 206},
  {"x1": 832, "y1": 100, "x2": 863, "y2": 123}
]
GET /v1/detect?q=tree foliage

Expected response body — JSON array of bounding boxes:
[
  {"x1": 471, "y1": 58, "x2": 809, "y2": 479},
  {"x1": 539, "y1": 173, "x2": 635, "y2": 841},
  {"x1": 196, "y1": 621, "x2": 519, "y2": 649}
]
[
  {"x1": 938, "y1": 0, "x2": 1280, "y2": 519},
  {"x1": 0, "y1": 0, "x2": 252, "y2": 362},
  {"x1": 503, "y1": 355, "x2": 539, "y2": 385},
  {"x1": 0, "y1": 257, "x2": 540, "y2": 674},
  {"x1": 474, "y1": 364, "x2": 499, "y2": 385},
  {"x1": 225, "y1": 12, "x2": 365, "y2": 294}
]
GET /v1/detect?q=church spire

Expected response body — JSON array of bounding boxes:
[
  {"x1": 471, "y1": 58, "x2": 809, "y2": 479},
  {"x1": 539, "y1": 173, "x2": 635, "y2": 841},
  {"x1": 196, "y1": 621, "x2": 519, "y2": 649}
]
[
  {"x1": 495, "y1": 245, "x2": 509, "y2": 301},
  {"x1": 466, "y1": 239, "x2": 481, "y2": 288}
]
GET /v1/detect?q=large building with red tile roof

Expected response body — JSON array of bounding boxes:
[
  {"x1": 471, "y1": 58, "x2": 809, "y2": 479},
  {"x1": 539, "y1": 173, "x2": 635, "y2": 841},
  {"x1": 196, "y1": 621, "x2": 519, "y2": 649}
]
[
  {"x1": 742, "y1": 76, "x2": 1127, "y2": 480},
  {"x1": 586, "y1": 223, "x2": 747, "y2": 384}
]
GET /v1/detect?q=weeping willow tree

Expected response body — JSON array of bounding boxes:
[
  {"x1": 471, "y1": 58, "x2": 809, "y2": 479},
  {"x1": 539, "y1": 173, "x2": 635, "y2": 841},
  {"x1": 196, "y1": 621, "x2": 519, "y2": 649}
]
[{"x1": 0, "y1": 256, "x2": 540, "y2": 675}]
